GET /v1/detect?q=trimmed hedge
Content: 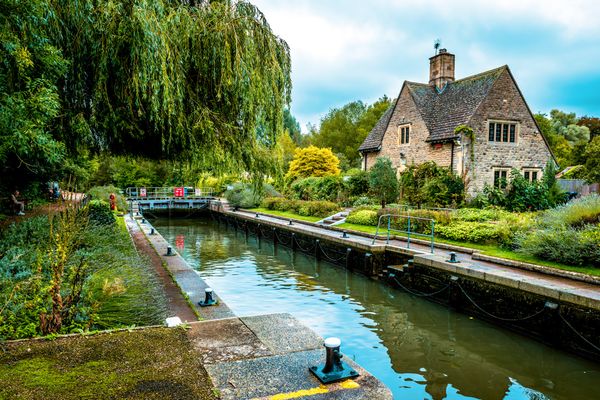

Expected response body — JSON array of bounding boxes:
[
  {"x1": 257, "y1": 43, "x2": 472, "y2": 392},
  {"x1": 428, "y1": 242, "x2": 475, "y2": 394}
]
[
  {"x1": 346, "y1": 209, "x2": 378, "y2": 226},
  {"x1": 435, "y1": 221, "x2": 510, "y2": 244},
  {"x1": 261, "y1": 197, "x2": 340, "y2": 218}
]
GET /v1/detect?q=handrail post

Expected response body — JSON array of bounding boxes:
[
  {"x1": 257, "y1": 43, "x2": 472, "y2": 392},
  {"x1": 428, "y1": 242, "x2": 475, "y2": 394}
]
[
  {"x1": 407, "y1": 216, "x2": 411, "y2": 249},
  {"x1": 386, "y1": 215, "x2": 391, "y2": 244},
  {"x1": 430, "y1": 220, "x2": 435, "y2": 254}
]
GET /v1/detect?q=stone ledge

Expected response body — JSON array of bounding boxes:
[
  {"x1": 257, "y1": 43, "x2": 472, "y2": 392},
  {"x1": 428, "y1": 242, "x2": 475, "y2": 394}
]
[{"x1": 472, "y1": 253, "x2": 600, "y2": 286}]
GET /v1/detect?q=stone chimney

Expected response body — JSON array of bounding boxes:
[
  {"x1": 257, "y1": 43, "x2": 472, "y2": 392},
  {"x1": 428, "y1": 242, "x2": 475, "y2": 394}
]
[{"x1": 429, "y1": 49, "x2": 455, "y2": 90}]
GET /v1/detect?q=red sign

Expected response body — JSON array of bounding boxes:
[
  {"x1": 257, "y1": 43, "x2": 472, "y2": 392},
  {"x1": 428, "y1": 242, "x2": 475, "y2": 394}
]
[
  {"x1": 176, "y1": 235, "x2": 185, "y2": 250},
  {"x1": 174, "y1": 187, "x2": 184, "y2": 197},
  {"x1": 139, "y1": 187, "x2": 147, "y2": 197}
]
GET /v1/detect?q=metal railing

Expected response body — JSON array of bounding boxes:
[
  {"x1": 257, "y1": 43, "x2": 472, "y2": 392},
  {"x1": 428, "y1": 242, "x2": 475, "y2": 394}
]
[
  {"x1": 371, "y1": 214, "x2": 435, "y2": 253},
  {"x1": 126, "y1": 187, "x2": 214, "y2": 200}
]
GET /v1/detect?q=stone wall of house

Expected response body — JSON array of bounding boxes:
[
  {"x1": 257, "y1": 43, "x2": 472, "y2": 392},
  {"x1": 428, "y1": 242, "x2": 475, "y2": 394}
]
[
  {"x1": 365, "y1": 85, "x2": 453, "y2": 172},
  {"x1": 465, "y1": 69, "x2": 553, "y2": 197},
  {"x1": 362, "y1": 68, "x2": 553, "y2": 199}
]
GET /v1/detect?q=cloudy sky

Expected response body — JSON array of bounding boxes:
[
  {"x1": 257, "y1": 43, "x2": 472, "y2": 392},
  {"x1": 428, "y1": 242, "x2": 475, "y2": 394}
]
[{"x1": 252, "y1": 0, "x2": 600, "y2": 132}]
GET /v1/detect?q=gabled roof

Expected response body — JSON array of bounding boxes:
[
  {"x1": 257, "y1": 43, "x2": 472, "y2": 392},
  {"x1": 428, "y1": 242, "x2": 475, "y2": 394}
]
[
  {"x1": 357, "y1": 97, "x2": 398, "y2": 152},
  {"x1": 359, "y1": 66, "x2": 507, "y2": 152}
]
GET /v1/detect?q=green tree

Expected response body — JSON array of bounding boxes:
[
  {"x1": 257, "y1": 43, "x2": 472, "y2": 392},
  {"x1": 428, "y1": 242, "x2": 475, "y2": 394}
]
[
  {"x1": 535, "y1": 112, "x2": 584, "y2": 168},
  {"x1": 550, "y1": 109, "x2": 590, "y2": 144},
  {"x1": 368, "y1": 157, "x2": 399, "y2": 208},
  {"x1": 285, "y1": 146, "x2": 340, "y2": 182},
  {"x1": 0, "y1": 0, "x2": 68, "y2": 190},
  {"x1": 283, "y1": 109, "x2": 302, "y2": 145},
  {"x1": 312, "y1": 96, "x2": 391, "y2": 167},
  {"x1": 399, "y1": 161, "x2": 464, "y2": 207},
  {"x1": 578, "y1": 116, "x2": 600, "y2": 140},
  {"x1": 582, "y1": 137, "x2": 600, "y2": 183}
]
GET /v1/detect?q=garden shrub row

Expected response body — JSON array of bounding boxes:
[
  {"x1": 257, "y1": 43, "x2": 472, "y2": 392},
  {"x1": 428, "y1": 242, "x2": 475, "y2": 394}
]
[
  {"x1": 261, "y1": 197, "x2": 340, "y2": 218},
  {"x1": 287, "y1": 171, "x2": 370, "y2": 205},
  {"x1": 344, "y1": 195, "x2": 600, "y2": 266}
]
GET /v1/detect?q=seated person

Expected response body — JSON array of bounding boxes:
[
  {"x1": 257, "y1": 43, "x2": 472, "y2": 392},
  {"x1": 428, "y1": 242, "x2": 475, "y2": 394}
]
[{"x1": 11, "y1": 190, "x2": 25, "y2": 216}]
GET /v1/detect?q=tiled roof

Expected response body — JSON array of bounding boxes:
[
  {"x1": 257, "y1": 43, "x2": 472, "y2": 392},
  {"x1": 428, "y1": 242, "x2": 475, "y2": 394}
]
[
  {"x1": 359, "y1": 66, "x2": 507, "y2": 152},
  {"x1": 357, "y1": 98, "x2": 397, "y2": 152}
]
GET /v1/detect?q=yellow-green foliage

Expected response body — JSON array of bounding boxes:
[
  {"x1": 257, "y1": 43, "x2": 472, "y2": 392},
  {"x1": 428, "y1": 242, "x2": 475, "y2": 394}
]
[
  {"x1": 436, "y1": 221, "x2": 511, "y2": 244},
  {"x1": 261, "y1": 197, "x2": 339, "y2": 218},
  {"x1": 285, "y1": 146, "x2": 340, "y2": 182},
  {"x1": 346, "y1": 209, "x2": 378, "y2": 226}
]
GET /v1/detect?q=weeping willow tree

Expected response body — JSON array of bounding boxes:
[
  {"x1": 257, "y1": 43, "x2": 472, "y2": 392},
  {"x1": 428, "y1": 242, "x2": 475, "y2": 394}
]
[{"x1": 1, "y1": 0, "x2": 291, "y2": 189}]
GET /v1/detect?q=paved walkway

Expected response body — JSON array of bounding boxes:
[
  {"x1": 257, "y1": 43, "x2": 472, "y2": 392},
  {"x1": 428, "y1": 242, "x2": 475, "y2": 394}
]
[{"x1": 229, "y1": 209, "x2": 600, "y2": 311}]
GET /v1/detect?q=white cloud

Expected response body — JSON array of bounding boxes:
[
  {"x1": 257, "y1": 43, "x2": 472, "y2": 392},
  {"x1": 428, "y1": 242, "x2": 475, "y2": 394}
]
[
  {"x1": 388, "y1": 0, "x2": 600, "y2": 39},
  {"x1": 251, "y1": 0, "x2": 600, "y2": 129}
]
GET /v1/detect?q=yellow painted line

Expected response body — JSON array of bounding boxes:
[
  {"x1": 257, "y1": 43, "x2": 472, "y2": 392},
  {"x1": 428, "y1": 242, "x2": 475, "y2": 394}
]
[
  {"x1": 251, "y1": 379, "x2": 361, "y2": 400},
  {"x1": 269, "y1": 386, "x2": 329, "y2": 400}
]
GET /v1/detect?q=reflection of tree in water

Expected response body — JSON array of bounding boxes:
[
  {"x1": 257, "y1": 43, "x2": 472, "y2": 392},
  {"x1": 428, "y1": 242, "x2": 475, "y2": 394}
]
[{"x1": 198, "y1": 232, "x2": 228, "y2": 261}]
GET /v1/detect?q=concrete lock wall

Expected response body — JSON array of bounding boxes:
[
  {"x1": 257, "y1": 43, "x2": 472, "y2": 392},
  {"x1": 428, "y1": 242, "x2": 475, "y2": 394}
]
[{"x1": 218, "y1": 211, "x2": 600, "y2": 363}]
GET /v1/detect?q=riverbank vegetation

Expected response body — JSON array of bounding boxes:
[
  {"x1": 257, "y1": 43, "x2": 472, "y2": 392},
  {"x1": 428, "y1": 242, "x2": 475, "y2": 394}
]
[
  {"x1": 0, "y1": 202, "x2": 167, "y2": 340},
  {"x1": 341, "y1": 195, "x2": 600, "y2": 268}
]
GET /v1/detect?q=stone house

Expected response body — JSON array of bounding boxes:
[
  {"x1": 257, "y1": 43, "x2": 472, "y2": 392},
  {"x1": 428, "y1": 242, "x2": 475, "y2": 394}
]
[{"x1": 358, "y1": 49, "x2": 555, "y2": 197}]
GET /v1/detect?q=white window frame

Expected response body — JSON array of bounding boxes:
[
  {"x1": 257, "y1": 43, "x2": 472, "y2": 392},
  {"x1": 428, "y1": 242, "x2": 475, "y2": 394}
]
[
  {"x1": 397, "y1": 124, "x2": 411, "y2": 146},
  {"x1": 487, "y1": 120, "x2": 519, "y2": 144}
]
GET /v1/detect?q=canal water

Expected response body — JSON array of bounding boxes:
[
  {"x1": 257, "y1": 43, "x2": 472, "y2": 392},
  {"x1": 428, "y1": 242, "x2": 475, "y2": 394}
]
[{"x1": 153, "y1": 218, "x2": 600, "y2": 400}]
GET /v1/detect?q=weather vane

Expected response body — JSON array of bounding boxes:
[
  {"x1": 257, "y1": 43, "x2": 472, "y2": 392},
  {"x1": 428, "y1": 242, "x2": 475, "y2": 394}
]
[{"x1": 434, "y1": 39, "x2": 441, "y2": 55}]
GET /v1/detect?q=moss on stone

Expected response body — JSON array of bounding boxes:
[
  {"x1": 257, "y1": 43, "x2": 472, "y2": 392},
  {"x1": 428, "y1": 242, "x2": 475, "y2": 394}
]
[{"x1": 0, "y1": 327, "x2": 217, "y2": 399}]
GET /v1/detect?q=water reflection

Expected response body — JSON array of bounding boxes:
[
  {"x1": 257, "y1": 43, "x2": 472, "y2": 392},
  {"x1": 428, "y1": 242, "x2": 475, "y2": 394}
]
[{"x1": 153, "y1": 218, "x2": 600, "y2": 400}]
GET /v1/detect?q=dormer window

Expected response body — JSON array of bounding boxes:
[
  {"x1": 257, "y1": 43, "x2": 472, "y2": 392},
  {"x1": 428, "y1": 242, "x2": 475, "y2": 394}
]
[
  {"x1": 398, "y1": 124, "x2": 410, "y2": 145},
  {"x1": 488, "y1": 121, "x2": 517, "y2": 143}
]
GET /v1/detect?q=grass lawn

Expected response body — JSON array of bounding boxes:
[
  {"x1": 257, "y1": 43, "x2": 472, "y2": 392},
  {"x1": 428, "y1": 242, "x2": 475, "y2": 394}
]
[
  {"x1": 248, "y1": 208, "x2": 323, "y2": 223},
  {"x1": 338, "y1": 222, "x2": 600, "y2": 277},
  {"x1": 0, "y1": 327, "x2": 217, "y2": 400}
]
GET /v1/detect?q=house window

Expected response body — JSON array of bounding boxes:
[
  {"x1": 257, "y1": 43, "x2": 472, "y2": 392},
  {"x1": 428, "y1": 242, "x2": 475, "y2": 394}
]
[
  {"x1": 488, "y1": 121, "x2": 517, "y2": 143},
  {"x1": 398, "y1": 125, "x2": 410, "y2": 145},
  {"x1": 493, "y1": 168, "x2": 510, "y2": 189},
  {"x1": 523, "y1": 168, "x2": 541, "y2": 182}
]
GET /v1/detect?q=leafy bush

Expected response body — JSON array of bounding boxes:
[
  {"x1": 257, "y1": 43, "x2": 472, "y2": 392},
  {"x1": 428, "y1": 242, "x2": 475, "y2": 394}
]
[
  {"x1": 285, "y1": 146, "x2": 341, "y2": 182},
  {"x1": 260, "y1": 197, "x2": 339, "y2": 217},
  {"x1": 352, "y1": 196, "x2": 376, "y2": 207},
  {"x1": 516, "y1": 226, "x2": 600, "y2": 267},
  {"x1": 289, "y1": 176, "x2": 344, "y2": 202},
  {"x1": 297, "y1": 200, "x2": 340, "y2": 218},
  {"x1": 346, "y1": 209, "x2": 378, "y2": 226},
  {"x1": 87, "y1": 199, "x2": 116, "y2": 225},
  {"x1": 539, "y1": 194, "x2": 600, "y2": 228},
  {"x1": 88, "y1": 185, "x2": 127, "y2": 211},
  {"x1": 225, "y1": 183, "x2": 279, "y2": 208},
  {"x1": 345, "y1": 170, "x2": 369, "y2": 197},
  {"x1": 399, "y1": 162, "x2": 464, "y2": 207},
  {"x1": 470, "y1": 163, "x2": 567, "y2": 212},
  {"x1": 369, "y1": 157, "x2": 399, "y2": 208},
  {"x1": 435, "y1": 221, "x2": 510, "y2": 244},
  {"x1": 453, "y1": 208, "x2": 515, "y2": 222}
]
